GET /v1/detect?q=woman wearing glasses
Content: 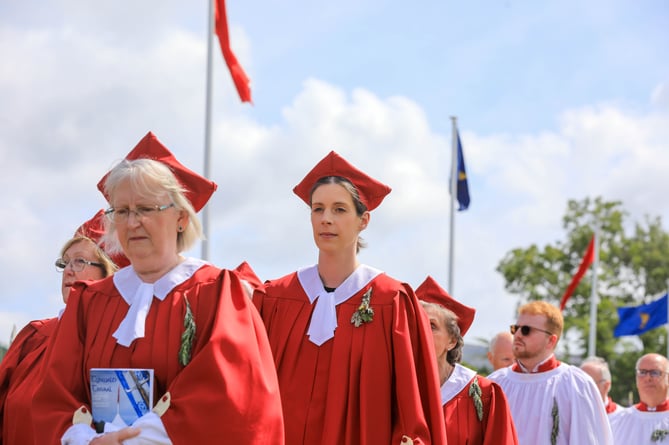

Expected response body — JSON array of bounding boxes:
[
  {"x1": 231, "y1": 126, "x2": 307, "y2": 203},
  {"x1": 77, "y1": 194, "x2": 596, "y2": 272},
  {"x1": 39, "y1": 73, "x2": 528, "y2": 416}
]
[
  {"x1": 488, "y1": 301, "x2": 613, "y2": 444},
  {"x1": 33, "y1": 132, "x2": 283, "y2": 445},
  {"x1": 417, "y1": 276, "x2": 518, "y2": 445},
  {"x1": 0, "y1": 210, "x2": 118, "y2": 445}
]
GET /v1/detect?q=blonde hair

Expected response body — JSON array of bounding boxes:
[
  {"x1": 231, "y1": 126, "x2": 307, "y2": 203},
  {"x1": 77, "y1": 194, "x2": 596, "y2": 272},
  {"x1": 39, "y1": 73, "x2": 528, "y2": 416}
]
[
  {"x1": 518, "y1": 301, "x2": 563, "y2": 339},
  {"x1": 60, "y1": 237, "x2": 117, "y2": 277},
  {"x1": 101, "y1": 158, "x2": 203, "y2": 254}
]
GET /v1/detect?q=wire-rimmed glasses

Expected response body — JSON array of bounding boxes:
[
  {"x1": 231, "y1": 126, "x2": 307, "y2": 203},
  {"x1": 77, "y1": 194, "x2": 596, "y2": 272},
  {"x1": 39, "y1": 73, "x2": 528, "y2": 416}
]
[
  {"x1": 104, "y1": 203, "x2": 175, "y2": 224},
  {"x1": 55, "y1": 257, "x2": 103, "y2": 273}
]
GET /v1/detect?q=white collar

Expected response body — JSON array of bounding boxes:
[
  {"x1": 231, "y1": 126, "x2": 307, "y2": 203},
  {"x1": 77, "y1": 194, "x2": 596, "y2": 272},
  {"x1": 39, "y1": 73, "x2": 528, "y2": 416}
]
[
  {"x1": 298, "y1": 264, "x2": 382, "y2": 346},
  {"x1": 113, "y1": 258, "x2": 207, "y2": 303},
  {"x1": 112, "y1": 258, "x2": 206, "y2": 347},
  {"x1": 516, "y1": 353, "x2": 555, "y2": 373},
  {"x1": 441, "y1": 363, "x2": 477, "y2": 405}
]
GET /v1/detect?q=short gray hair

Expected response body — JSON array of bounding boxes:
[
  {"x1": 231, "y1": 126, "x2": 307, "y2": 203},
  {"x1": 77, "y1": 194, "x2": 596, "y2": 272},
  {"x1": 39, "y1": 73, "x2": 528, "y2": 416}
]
[
  {"x1": 581, "y1": 356, "x2": 611, "y2": 382},
  {"x1": 420, "y1": 300, "x2": 464, "y2": 366}
]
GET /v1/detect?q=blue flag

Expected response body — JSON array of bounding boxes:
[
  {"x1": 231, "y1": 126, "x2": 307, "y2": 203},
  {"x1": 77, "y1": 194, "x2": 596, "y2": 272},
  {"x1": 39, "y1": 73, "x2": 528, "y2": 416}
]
[
  {"x1": 455, "y1": 131, "x2": 470, "y2": 211},
  {"x1": 614, "y1": 293, "x2": 668, "y2": 337}
]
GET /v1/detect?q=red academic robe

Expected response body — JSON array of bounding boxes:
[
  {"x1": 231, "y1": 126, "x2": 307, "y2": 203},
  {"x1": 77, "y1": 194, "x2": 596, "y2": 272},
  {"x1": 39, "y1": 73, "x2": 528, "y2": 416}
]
[
  {"x1": 254, "y1": 270, "x2": 447, "y2": 445},
  {"x1": 32, "y1": 264, "x2": 284, "y2": 444},
  {"x1": 443, "y1": 373, "x2": 518, "y2": 445},
  {"x1": 0, "y1": 318, "x2": 57, "y2": 445}
]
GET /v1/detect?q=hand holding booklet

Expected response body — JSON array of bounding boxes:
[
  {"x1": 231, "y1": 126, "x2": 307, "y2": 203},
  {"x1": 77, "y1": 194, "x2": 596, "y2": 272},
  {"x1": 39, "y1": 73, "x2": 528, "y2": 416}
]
[{"x1": 90, "y1": 368, "x2": 154, "y2": 431}]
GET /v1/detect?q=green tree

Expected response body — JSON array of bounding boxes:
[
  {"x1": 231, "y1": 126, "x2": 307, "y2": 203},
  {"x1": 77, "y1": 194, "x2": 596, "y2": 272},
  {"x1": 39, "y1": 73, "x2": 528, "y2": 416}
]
[{"x1": 496, "y1": 196, "x2": 669, "y2": 404}]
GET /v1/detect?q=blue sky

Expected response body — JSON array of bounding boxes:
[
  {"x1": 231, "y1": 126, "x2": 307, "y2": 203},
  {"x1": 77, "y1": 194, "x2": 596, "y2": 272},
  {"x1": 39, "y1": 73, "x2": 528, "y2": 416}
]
[{"x1": 0, "y1": 0, "x2": 667, "y2": 349}]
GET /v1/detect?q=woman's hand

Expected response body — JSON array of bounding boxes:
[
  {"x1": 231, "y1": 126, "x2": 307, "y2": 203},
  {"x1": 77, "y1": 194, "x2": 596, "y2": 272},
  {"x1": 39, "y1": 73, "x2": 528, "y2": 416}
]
[{"x1": 90, "y1": 427, "x2": 141, "y2": 444}]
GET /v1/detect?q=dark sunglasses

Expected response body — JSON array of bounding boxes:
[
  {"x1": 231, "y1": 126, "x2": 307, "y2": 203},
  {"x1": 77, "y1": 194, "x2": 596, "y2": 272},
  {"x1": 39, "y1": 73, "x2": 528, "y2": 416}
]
[{"x1": 510, "y1": 324, "x2": 554, "y2": 337}]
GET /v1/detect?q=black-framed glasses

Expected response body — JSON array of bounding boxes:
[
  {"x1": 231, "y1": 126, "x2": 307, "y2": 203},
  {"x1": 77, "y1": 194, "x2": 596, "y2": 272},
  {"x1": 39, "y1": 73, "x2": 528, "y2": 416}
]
[
  {"x1": 104, "y1": 203, "x2": 175, "y2": 223},
  {"x1": 510, "y1": 324, "x2": 554, "y2": 337},
  {"x1": 55, "y1": 257, "x2": 104, "y2": 273},
  {"x1": 636, "y1": 369, "x2": 668, "y2": 379}
]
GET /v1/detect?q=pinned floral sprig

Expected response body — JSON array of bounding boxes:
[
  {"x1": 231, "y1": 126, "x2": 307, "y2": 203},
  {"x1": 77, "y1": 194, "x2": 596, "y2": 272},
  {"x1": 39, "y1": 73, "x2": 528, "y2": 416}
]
[
  {"x1": 551, "y1": 397, "x2": 560, "y2": 445},
  {"x1": 652, "y1": 429, "x2": 669, "y2": 442},
  {"x1": 178, "y1": 296, "x2": 196, "y2": 366},
  {"x1": 468, "y1": 377, "x2": 483, "y2": 421},
  {"x1": 351, "y1": 288, "x2": 374, "y2": 327}
]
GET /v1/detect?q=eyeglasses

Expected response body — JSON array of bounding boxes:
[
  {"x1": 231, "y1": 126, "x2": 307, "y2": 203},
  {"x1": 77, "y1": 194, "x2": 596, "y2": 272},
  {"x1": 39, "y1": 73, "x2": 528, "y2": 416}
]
[
  {"x1": 104, "y1": 203, "x2": 175, "y2": 223},
  {"x1": 636, "y1": 369, "x2": 668, "y2": 379},
  {"x1": 55, "y1": 257, "x2": 103, "y2": 273},
  {"x1": 510, "y1": 324, "x2": 554, "y2": 337}
]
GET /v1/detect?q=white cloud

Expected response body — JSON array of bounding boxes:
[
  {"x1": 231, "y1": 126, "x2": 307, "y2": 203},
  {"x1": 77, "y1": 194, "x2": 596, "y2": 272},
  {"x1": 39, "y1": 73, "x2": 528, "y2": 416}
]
[{"x1": 651, "y1": 82, "x2": 669, "y2": 108}]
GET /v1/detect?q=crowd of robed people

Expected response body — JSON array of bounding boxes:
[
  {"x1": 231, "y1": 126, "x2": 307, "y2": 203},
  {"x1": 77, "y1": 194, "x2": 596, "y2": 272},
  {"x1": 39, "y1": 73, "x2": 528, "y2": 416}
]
[{"x1": 0, "y1": 131, "x2": 667, "y2": 445}]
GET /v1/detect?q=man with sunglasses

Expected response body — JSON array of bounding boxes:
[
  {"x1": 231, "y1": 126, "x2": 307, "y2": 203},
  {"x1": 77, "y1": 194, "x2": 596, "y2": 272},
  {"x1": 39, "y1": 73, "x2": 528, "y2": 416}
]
[
  {"x1": 488, "y1": 301, "x2": 613, "y2": 444},
  {"x1": 609, "y1": 353, "x2": 669, "y2": 444}
]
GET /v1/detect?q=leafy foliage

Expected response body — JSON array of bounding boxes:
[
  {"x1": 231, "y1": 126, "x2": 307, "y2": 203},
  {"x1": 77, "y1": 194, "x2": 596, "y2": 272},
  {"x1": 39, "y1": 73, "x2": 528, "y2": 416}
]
[{"x1": 496, "y1": 197, "x2": 669, "y2": 404}]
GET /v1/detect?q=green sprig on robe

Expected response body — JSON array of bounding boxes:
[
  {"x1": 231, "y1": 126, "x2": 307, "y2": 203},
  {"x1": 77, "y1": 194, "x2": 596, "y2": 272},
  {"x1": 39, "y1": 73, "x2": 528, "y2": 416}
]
[
  {"x1": 351, "y1": 288, "x2": 374, "y2": 327},
  {"x1": 468, "y1": 376, "x2": 484, "y2": 421},
  {"x1": 179, "y1": 296, "x2": 196, "y2": 366},
  {"x1": 551, "y1": 397, "x2": 559, "y2": 445},
  {"x1": 652, "y1": 429, "x2": 669, "y2": 442}
]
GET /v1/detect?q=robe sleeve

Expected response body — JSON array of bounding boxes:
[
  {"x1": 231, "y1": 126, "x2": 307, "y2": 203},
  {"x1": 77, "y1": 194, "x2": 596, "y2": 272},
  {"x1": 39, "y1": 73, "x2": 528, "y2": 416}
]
[
  {"x1": 32, "y1": 290, "x2": 92, "y2": 444},
  {"x1": 563, "y1": 372, "x2": 613, "y2": 444},
  {"x1": 482, "y1": 380, "x2": 519, "y2": 445},
  {"x1": 0, "y1": 322, "x2": 39, "y2": 445},
  {"x1": 159, "y1": 270, "x2": 284, "y2": 444},
  {"x1": 391, "y1": 284, "x2": 448, "y2": 445}
]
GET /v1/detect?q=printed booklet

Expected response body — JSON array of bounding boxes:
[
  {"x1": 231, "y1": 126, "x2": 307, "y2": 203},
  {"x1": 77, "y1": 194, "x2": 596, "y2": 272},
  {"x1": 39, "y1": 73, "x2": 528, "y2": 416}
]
[{"x1": 90, "y1": 368, "x2": 154, "y2": 428}]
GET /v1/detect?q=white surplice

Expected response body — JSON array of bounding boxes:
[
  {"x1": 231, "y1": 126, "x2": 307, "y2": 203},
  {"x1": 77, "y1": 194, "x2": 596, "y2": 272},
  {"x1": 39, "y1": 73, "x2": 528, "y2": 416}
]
[
  {"x1": 610, "y1": 405, "x2": 669, "y2": 445},
  {"x1": 488, "y1": 362, "x2": 613, "y2": 445}
]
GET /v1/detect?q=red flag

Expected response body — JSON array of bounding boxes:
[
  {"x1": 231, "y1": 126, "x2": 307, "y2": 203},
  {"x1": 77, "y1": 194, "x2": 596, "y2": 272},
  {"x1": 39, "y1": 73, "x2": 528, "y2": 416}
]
[
  {"x1": 559, "y1": 235, "x2": 595, "y2": 310},
  {"x1": 214, "y1": 0, "x2": 252, "y2": 103}
]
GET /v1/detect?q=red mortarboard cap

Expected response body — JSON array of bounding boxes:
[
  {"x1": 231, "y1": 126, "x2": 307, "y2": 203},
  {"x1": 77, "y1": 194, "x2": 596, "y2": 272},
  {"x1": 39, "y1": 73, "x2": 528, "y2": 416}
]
[
  {"x1": 75, "y1": 209, "x2": 106, "y2": 245},
  {"x1": 97, "y1": 132, "x2": 217, "y2": 212},
  {"x1": 233, "y1": 261, "x2": 263, "y2": 290},
  {"x1": 415, "y1": 276, "x2": 476, "y2": 336},
  {"x1": 293, "y1": 151, "x2": 391, "y2": 211},
  {"x1": 74, "y1": 209, "x2": 131, "y2": 268}
]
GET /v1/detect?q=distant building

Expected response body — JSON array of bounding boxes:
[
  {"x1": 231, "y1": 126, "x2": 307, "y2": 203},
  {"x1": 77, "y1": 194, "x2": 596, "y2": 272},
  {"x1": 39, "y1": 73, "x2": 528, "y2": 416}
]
[{"x1": 462, "y1": 343, "x2": 491, "y2": 373}]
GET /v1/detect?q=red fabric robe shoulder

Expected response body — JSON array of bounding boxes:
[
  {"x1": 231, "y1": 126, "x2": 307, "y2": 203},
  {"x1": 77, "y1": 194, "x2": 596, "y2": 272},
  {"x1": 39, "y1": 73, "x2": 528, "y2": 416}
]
[
  {"x1": 0, "y1": 318, "x2": 57, "y2": 445},
  {"x1": 32, "y1": 264, "x2": 284, "y2": 444},
  {"x1": 605, "y1": 397, "x2": 620, "y2": 415},
  {"x1": 443, "y1": 374, "x2": 518, "y2": 445},
  {"x1": 254, "y1": 270, "x2": 447, "y2": 445}
]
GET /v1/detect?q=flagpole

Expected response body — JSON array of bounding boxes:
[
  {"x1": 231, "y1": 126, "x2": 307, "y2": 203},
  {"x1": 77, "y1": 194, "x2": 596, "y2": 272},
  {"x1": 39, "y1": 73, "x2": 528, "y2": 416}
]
[
  {"x1": 448, "y1": 116, "x2": 458, "y2": 294},
  {"x1": 587, "y1": 226, "x2": 600, "y2": 357},
  {"x1": 9, "y1": 323, "x2": 16, "y2": 346},
  {"x1": 666, "y1": 279, "x2": 669, "y2": 358},
  {"x1": 201, "y1": 0, "x2": 215, "y2": 261}
]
